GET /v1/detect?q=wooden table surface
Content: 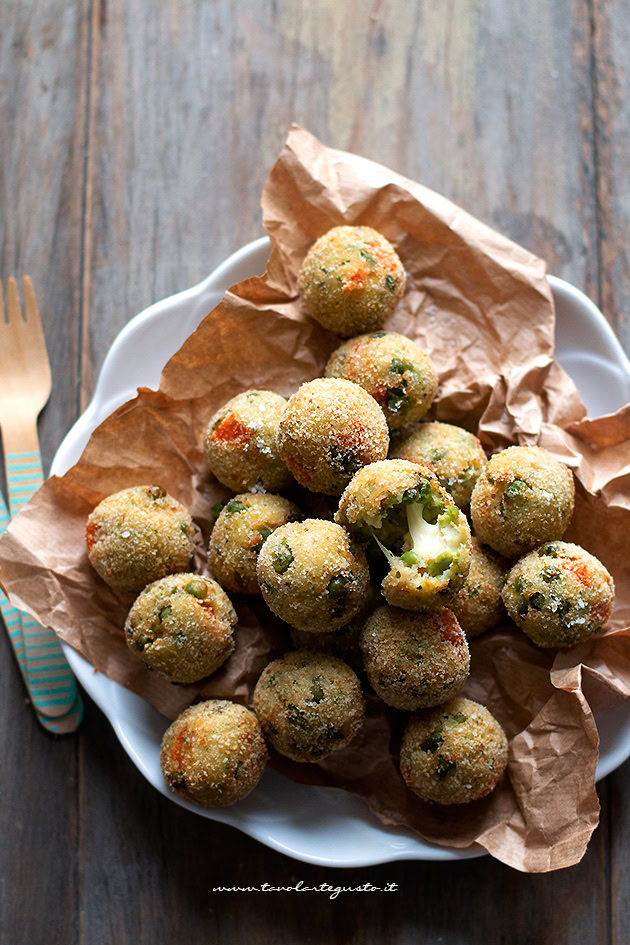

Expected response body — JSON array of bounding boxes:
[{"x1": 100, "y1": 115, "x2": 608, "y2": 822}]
[{"x1": 2, "y1": 2, "x2": 630, "y2": 942}]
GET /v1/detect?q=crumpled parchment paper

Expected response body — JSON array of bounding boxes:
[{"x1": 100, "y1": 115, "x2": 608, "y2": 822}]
[{"x1": 1, "y1": 127, "x2": 629, "y2": 872}]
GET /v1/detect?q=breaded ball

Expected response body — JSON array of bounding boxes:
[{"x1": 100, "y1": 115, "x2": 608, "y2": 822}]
[
  {"x1": 400, "y1": 697, "x2": 508, "y2": 805},
  {"x1": 451, "y1": 538, "x2": 507, "y2": 639},
  {"x1": 253, "y1": 651, "x2": 365, "y2": 762},
  {"x1": 392, "y1": 421, "x2": 487, "y2": 508},
  {"x1": 336, "y1": 459, "x2": 472, "y2": 611},
  {"x1": 360, "y1": 606, "x2": 470, "y2": 710},
  {"x1": 209, "y1": 494, "x2": 301, "y2": 595},
  {"x1": 256, "y1": 519, "x2": 369, "y2": 632},
  {"x1": 204, "y1": 390, "x2": 292, "y2": 492},
  {"x1": 278, "y1": 378, "x2": 389, "y2": 495},
  {"x1": 470, "y1": 446, "x2": 575, "y2": 558},
  {"x1": 502, "y1": 541, "x2": 615, "y2": 648},
  {"x1": 160, "y1": 700, "x2": 267, "y2": 807},
  {"x1": 299, "y1": 225, "x2": 406, "y2": 337},
  {"x1": 86, "y1": 485, "x2": 195, "y2": 595},
  {"x1": 325, "y1": 332, "x2": 437, "y2": 430},
  {"x1": 125, "y1": 573, "x2": 236, "y2": 682}
]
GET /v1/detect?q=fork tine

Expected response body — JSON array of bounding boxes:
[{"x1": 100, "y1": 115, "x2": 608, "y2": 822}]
[
  {"x1": 0, "y1": 281, "x2": 4, "y2": 324},
  {"x1": 22, "y1": 276, "x2": 42, "y2": 330},
  {"x1": 7, "y1": 277, "x2": 22, "y2": 325}
]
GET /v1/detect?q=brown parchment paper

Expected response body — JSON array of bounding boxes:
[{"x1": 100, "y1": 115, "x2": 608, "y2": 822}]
[{"x1": 1, "y1": 126, "x2": 629, "y2": 873}]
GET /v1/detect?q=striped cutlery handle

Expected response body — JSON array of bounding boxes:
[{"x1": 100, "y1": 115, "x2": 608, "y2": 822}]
[{"x1": 6, "y1": 451, "x2": 83, "y2": 723}]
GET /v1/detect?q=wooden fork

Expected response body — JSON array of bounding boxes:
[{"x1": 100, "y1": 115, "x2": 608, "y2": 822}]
[{"x1": 0, "y1": 277, "x2": 82, "y2": 726}]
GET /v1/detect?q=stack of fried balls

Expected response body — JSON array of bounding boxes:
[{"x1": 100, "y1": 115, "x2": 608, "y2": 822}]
[{"x1": 85, "y1": 226, "x2": 614, "y2": 811}]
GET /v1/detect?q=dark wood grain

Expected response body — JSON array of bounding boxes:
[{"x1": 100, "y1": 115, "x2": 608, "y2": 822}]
[
  {"x1": 0, "y1": 3, "x2": 89, "y2": 944},
  {"x1": 2, "y1": 0, "x2": 629, "y2": 943}
]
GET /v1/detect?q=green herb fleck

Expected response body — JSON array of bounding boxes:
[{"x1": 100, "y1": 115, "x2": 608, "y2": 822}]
[
  {"x1": 272, "y1": 538, "x2": 293, "y2": 574},
  {"x1": 450, "y1": 711, "x2": 467, "y2": 724},
  {"x1": 540, "y1": 544, "x2": 559, "y2": 558},
  {"x1": 431, "y1": 448, "x2": 448, "y2": 463},
  {"x1": 514, "y1": 574, "x2": 524, "y2": 593},
  {"x1": 234, "y1": 761, "x2": 243, "y2": 779},
  {"x1": 311, "y1": 676, "x2": 325, "y2": 703},
  {"x1": 386, "y1": 383, "x2": 408, "y2": 414},
  {"x1": 360, "y1": 248, "x2": 378, "y2": 265},
  {"x1": 226, "y1": 499, "x2": 246, "y2": 515},
  {"x1": 516, "y1": 597, "x2": 529, "y2": 617},
  {"x1": 436, "y1": 756, "x2": 456, "y2": 779},
  {"x1": 423, "y1": 496, "x2": 446, "y2": 524},
  {"x1": 385, "y1": 273, "x2": 397, "y2": 291},
  {"x1": 147, "y1": 486, "x2": 166, "y2": 500},
  {"x1": 286, "y1": 703, "x2": 308, "y2": 727},
  {"x1": 529, "y1": 592, "x2": 545, "y2": 611},
  {"x1": 420, "y1": 731, "x2": 444, "y2": 753},
  {"x1": 211, "y1": 502, "x2": 225, "y2": 523},
  {"x1": 159, "y1": 606, "x2": 172, "y2": 622},
  {"x1": 254, "y1": 526, "x2": 273, "y2": 553}
]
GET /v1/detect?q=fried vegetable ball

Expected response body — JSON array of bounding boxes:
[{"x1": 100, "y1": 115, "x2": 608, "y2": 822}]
[
  {"x1": 298, "y1": 225, "x2": 406, "y2": 337},
  {"x1": 451, "y1": 538, "x2": 507, "y2": 639},
  {"x1": 470, "y1": 446, "x2": 575, "y2": 558},
  {"x1": 160, "y1": 700, "x2": 268, "y2": 807},
  {"x1": 400, "y1": 697, "x2": 508, "y2": 805},
  {"x1": 125, "y1": 573, "x2": 236, "y2": 682},
  {"x1": 325, "y1": 332, "x2": 437, "y2": 430},
  {"x1": 392, "y1": 421, "x2": 487, "y2": 508},
  {"x1": 253, "y1": 651, "x2": 365, "y2": 762},
  {"x1": 86, "y1": 485, "x2": 195, "y2": 595},
  {"x1": 256, "y1": 519, "x2": 369, "y2": 632},
  {"x1": 209, "y1": 493, "x2": 301, "y2": 595},
  {"x1": 502, "y1": 541, "x2": 615, "y2": 648},
  {"x1": 204, "y1": 390, "x2": 292, "y2": 493},
  {"x1": 336, "y1": 459, "x2": 472, "y2": 611},
  {"x1": 360, "y1": 606, "x2": 470, "y2": 710},
  {"x1": 278, "y1": 378, "x2": 389, "y2": 495}
]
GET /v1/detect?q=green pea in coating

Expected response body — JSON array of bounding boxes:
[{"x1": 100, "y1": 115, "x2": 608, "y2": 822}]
[
  {"x1": 204, "y1": 390, "x2": 292, "y2": 493},
  {"x1": 86, "y1": 485, "x2": 195, "y2": 595},
  {"x1": 360, "y1": 606, "x2": 470, "y2": 711},
  {"x1": 253, "y1": 651, "x2": 365, "y2": 762},
  {"x1": 125, "y1": 573, "x2": 236, "y2": 682},
  {"x1": 325, "y1": 332, "x2": 437, "y2": 430},
  {"x1": 336, "y1": 459, "x2": 472, "y2": 612},
  {"x1": 209, "y1": 493, "x2": 302, "y2": 595},
  {"x1": 451, "y1": 538, "x2": 508, "y2": 639},
  {"x1": 400, "y1": 697, "x2": 508, "y2": 805},
  {"x1": 392, "y1": 421, "x2": 487, "y2": 508},
  {"x1": 502, "y1": 541, "x2": 614, "y2": 648},
  {"x1": 298, "y1": 226, "x2": 406, "y2": 337},
  {"x1": 470, "y1": 446, "x2": 575, "y2": 558},
  {"x1": 160, "y1": 700, "x2": 268, "y2": 807},
  {"x1": 256, "y1": 519, "x2": 370, "y2": 632},
  {"x1": 278, "y1": 378, "x2": 389, "y2": 495}
]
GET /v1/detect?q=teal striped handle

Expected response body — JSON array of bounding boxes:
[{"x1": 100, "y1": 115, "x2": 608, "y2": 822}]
[{"x1": 4, "y1": 451, "x2": 83, "y2": 730}]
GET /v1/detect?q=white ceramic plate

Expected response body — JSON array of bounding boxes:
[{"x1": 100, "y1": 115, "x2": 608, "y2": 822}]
[{"x1": 51, "y1": 236, "x2": 630, "y2": 867}]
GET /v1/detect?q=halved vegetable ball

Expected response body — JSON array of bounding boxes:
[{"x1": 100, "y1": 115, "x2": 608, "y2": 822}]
[
  {"x1": 160, "y1": 700, "x2": 268, "y2": 807},
  {"x1": 360, "y1": 606, "x2": 470, "y2": 710},
  {"x1": 336, "y1": 459, "x2": 472, "y2": 611},
  {"x1": 256, "y1": 519, "x2": 369, "y2": 632},
  {"x1": 209, "y1": 493, "x2": 301, "y2": 595},
  {"x1": 125, "y1": 572, "x2": 236, "y2": 682},
  {"x1": 325, "y1": 332, "x2": 437, "y2": 430},
  {"x1": 204, "y1": 389, "x2": 292, "y2": 492},
  {"x1": 299, "y1": 225, "x2": 406, "y2": 337},
  {"x1": 392, "y1": 421, "x2": 487, "y2": 508},
  {"x1": 253, "y1": 650, "x2": 365, "y2": 762},
  {"x1": 86, "y1": 485, "x2": 195, "y2": 595},
  {"x1": 278, "y1": 378, "x2": 389, "y2": 495},
  {"x1": 502, "y1": 541, "x2": 614, "y2": 647},
  {"x1": 470, "y1": 446, "x2": 575, "y2": 558},
  {"x1": 400, "y1": 697, "x2": 508, "y2": 805}
]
